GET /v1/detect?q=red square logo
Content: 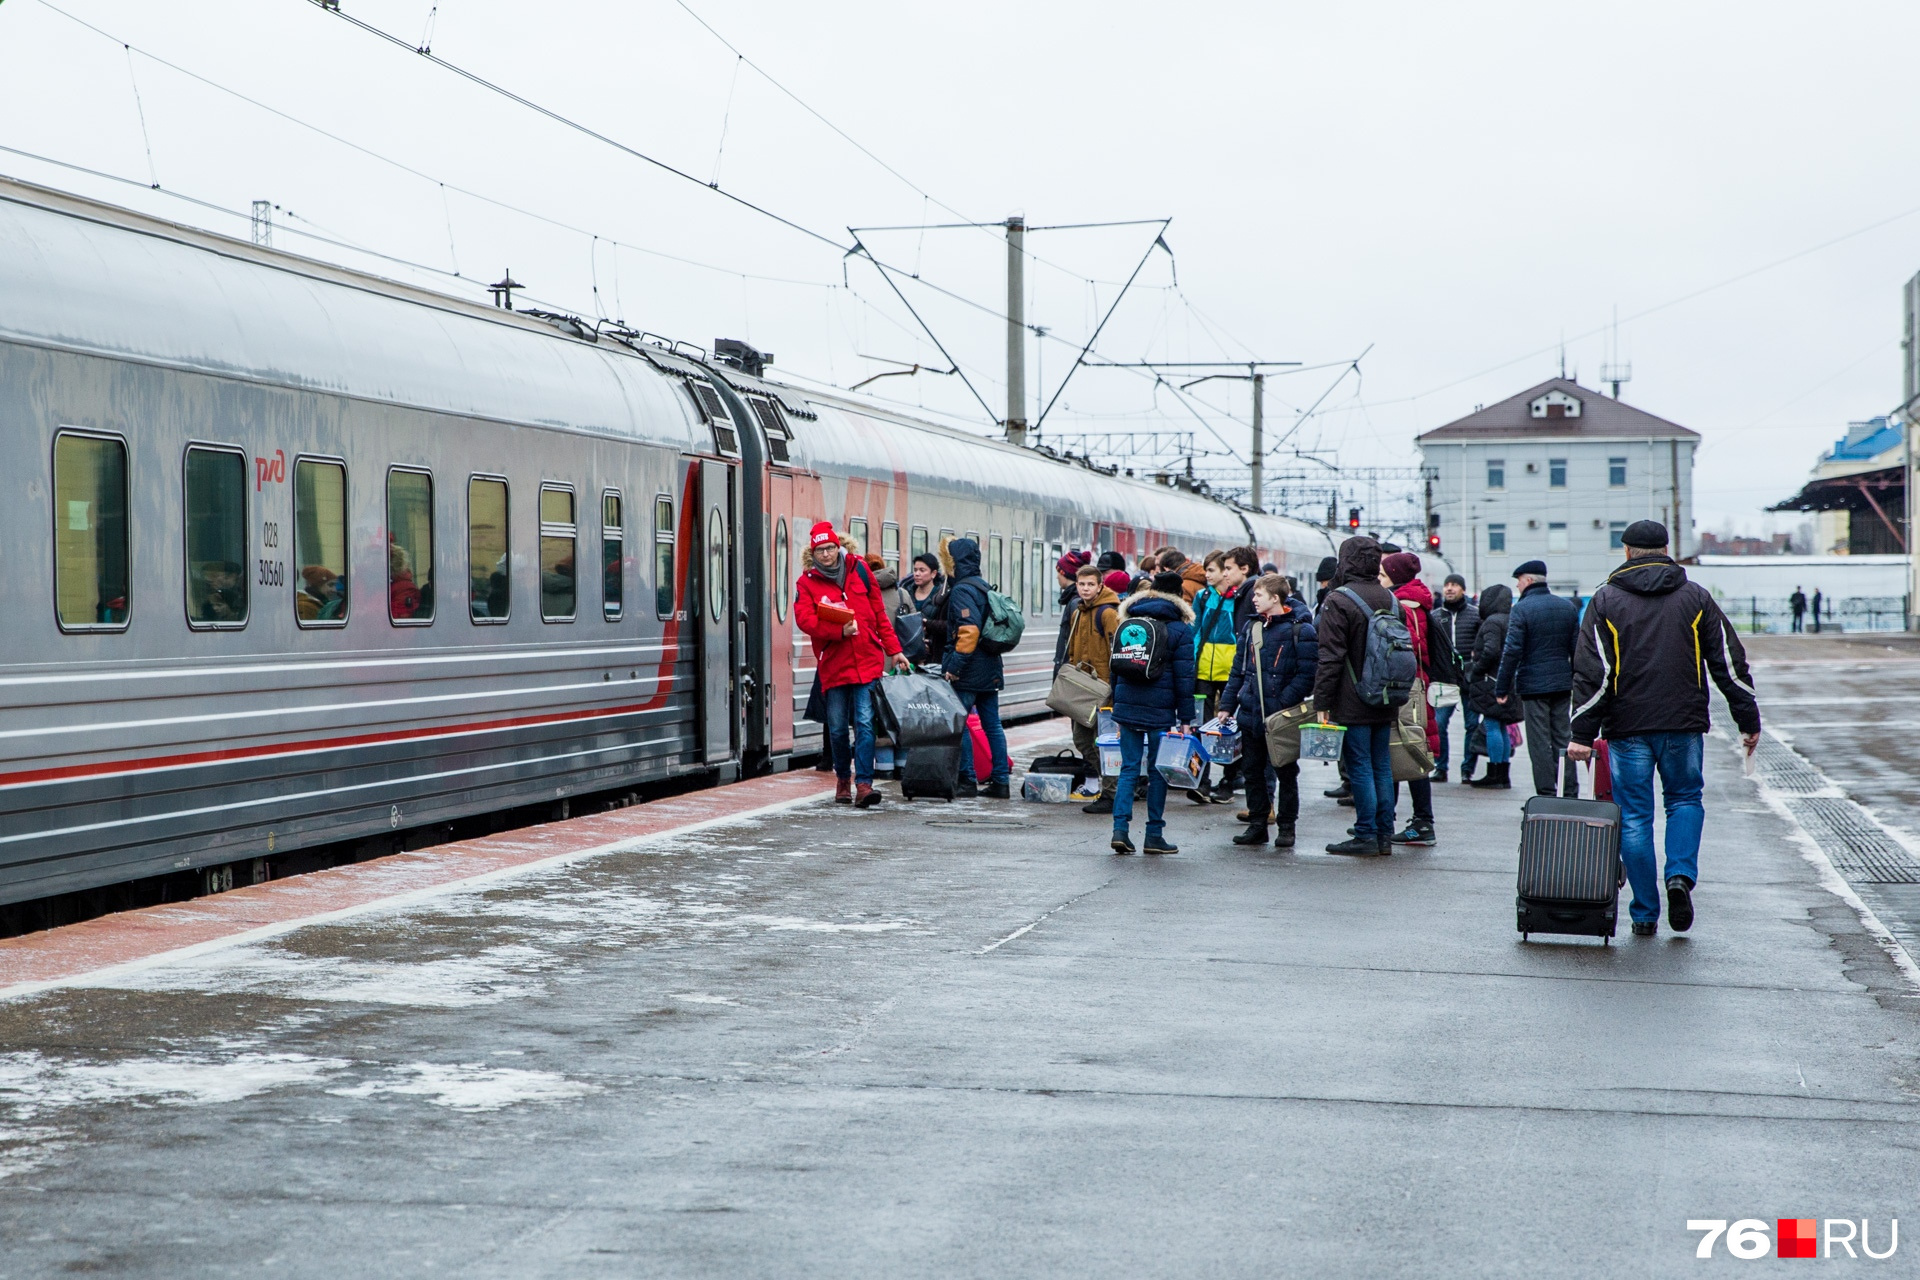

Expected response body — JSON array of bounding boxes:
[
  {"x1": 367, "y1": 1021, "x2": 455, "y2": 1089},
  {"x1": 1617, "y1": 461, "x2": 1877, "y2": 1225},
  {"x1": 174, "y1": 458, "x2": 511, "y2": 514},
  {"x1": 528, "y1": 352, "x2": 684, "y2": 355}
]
[{"x1": 1778, "y1": 1218, "x2": 1817, "y2": 1258}]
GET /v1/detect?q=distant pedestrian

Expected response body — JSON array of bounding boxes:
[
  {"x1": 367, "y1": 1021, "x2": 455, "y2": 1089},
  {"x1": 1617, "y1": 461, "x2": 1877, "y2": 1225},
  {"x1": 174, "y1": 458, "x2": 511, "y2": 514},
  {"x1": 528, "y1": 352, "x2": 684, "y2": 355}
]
[
  {"x1": 1429, "y1": 573, "x2": 1480, "y2": 782},
  {"x1": 794, "y1": 521, "x2": 910, "y2": 807},
  {"x1": 1051, "y1": 548, "x2": 1093, "y2": 669},
  {"x1": 1059, "y1": 563, "x2": 1122, "y2": 814},
  {"x1": 1569, "y1": 520, "x2": 1761, "y2": 937},
  {"x1": 1313, "y1": 536, "x2": 1401, "y2": 855},
  {"x1": 1494, "y1": 559, "x2": 1580, "y2": 798},
  {"x1": 1107, "y1": 571, "x2": 1198, "y2": 855},
  {"x1": 1104, "y1": 569, "x2": 1134, "y2": 598},
  {"x1": 1465, "y1": 584, "x2": 1520, "y2": 789},
  {"x1": 1220, "y1": 574, "x2": 1317, "y2": 848},
  {"x1": 1812, "y1": 588, "x2": 1824, "y2": 634},
  {"x1": 1313, "y1": 556, "x2": 1338, "y2": 616},
  {"x1": 865, "y1": 554, "x2": 901, "y2": 614},
  {"x1": 940, "y1": 537, "x2": 1012, "y2": 799},
  {"x1": 1789, "y1": 586, "x2": 1806, "y2": 633}
]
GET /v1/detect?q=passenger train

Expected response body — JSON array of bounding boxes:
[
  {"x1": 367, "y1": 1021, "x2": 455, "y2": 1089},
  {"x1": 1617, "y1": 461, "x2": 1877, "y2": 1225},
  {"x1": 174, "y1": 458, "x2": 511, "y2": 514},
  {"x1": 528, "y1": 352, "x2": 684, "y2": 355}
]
[{"x1": 0, "y1": 176, "x2": 1440, "y2": 908}]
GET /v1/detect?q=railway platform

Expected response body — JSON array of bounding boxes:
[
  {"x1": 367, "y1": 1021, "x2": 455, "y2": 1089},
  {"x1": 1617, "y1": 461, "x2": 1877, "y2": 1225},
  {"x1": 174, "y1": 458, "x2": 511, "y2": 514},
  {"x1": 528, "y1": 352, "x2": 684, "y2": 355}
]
[{"x1": 3, "y1": 660, "x2": 1919, "y2": 1276}]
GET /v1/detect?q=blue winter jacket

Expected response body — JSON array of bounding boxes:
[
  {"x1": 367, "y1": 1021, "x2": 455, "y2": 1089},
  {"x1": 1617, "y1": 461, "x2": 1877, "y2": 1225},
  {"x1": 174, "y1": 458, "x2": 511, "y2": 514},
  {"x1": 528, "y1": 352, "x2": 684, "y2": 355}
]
[
  {"x1": 1219, "y1": 598, "x2": 1319, "y2": 732},
  {"x1": 1494, "y1": 581, "x2": 1579, "y2": 698},
  {"x1": 1107, "y1": 589, "x2": 1197, "y2": 732},
  {"x1": 940, "y1": 538, "x2": 1003, "y2": 693}
]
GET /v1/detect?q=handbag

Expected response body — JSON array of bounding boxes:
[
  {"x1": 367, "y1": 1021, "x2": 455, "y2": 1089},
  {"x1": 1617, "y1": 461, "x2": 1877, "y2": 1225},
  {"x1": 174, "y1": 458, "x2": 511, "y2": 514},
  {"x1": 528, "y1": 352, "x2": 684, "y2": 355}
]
[
  {"x1": 1045, "y1": 607, "x2": 1111, "y2": 727},
  {"x1": 1390, "y1": 677, "x2": 1436, "y2": 782},
  {"x1": 891, "y1": 609, "x2": 928, "y2": 663},
  {"x1": 1251, "y1": 620, "x2": 1316, "y2": 767}
]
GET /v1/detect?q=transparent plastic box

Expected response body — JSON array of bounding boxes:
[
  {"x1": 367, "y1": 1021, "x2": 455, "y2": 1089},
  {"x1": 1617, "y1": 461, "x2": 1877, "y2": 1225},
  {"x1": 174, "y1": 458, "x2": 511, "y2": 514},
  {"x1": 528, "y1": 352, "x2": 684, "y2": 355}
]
[
  {"x1": 1021, "y1": 772, "x2": 1076, "y2": 803},
  {"x1": 1299, "y1": 722, "x2": 1347, "y2": 761}
]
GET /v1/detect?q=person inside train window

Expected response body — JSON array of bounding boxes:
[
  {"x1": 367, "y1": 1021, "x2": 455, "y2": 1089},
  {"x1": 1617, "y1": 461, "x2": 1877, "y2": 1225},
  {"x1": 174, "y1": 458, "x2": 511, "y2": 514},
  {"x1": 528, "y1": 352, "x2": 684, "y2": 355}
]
[
  {"x1": 389, "y1": 541, "x2": 424, "y2": 620},
  {"x1": 387, "y1": 470, "x2": 434, "y2": 622},
  {"x1": 297, "y1": 566, "x2": 344, "y2": 622},
  {"x1": 184, "y1": 446, "x2": 248, "y2": 626},
  {"x1": 294, "y1": 458, "x2": 349, "y2": 627},
  {"x1": 903, "y1": 551, "x2": 948, "y2": 656},
  {"x1": 192, "y1": 561, "x2": 246, "y2": 623},
  {"x1": 794, "y1": 520, "x2": 908, "y2": 808}
]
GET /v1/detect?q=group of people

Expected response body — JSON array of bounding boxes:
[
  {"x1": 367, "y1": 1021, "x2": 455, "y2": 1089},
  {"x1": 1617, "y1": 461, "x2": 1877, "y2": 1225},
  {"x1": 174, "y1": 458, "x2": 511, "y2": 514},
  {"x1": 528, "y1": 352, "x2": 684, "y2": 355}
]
[{"x1": 792, "y1": 512, "x2": 1763, "y2": 938}]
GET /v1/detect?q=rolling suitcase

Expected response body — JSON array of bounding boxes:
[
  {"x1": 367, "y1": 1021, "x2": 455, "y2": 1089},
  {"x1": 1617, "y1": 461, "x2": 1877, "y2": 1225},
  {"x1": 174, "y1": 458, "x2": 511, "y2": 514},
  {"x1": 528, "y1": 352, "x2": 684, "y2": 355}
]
[
  {"x1": 1516, "y1": 795, "x2": 1622, "y2": 943},
  {"x1": 900, "y1": 741, "x2": 964, "y2": 801}
]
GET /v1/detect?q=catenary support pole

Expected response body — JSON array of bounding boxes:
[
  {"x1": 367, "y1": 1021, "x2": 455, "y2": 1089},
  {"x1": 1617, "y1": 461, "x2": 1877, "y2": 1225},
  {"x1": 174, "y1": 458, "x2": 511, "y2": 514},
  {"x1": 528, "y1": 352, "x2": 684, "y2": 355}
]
[
  {"x1": 1250, "y1": 370, "x2": 1264, "y2": 512},
  {"x1": 1005, "y1": 216, "x2": 1026, "y2": 447}
]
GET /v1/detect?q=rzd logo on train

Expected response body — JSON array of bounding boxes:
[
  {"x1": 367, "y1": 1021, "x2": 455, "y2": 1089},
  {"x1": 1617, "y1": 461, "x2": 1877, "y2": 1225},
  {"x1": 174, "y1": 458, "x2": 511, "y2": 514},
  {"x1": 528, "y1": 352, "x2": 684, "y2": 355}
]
[{"x1": 1687, "y1": 1218, "x2": 1897, "y2": 1259}]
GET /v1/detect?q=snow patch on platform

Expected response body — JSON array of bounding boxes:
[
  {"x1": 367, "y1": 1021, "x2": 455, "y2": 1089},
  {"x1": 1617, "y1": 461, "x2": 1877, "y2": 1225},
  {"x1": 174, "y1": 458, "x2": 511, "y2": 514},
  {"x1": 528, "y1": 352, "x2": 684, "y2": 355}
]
[{"x1": 331, "y1": 1062, "x2": 597, "y2": 1111}]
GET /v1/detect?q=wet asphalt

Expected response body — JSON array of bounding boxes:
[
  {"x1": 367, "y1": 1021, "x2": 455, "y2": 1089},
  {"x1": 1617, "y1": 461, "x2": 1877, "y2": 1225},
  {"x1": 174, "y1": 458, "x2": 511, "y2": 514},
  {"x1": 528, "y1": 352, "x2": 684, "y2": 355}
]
[{"x1": 3, "y1": 647, "x2": 1920, "y2": 1277}]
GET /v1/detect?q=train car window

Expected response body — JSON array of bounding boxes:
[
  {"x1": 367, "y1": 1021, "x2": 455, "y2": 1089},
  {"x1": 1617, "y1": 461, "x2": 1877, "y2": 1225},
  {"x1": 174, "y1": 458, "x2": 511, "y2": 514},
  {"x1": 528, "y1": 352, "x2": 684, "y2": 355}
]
[
  {"x1": 938, "y1": 528, "x2": 954, "y2": 554},
  {"x1": 848, "y1": 518, "x2": 868, "y2": 555},
  {"x1": 910, "y1": 526, "x2": 928, "y2": 560},
  {"x1": 183, "y1": 445, "x2": 249, "y2": 629},
  {"x1": 1009, "y1": 538, "x2": 1024, "y2": 614},
  {"x1": 387, "y1": 468, "x2": 435, "y2": 624},
  {"x1": 881, "y1": 523, "x2": 900, "y2": 569},
  {"x1": 467, "y1": 476, "x2": 509, "y2": 624},
  {"x1": 988, "y1": 535, "x2": 1003, "y2": 591},
  {"x1": 654, "y1": 497, "x2": 676, "y2": 619},
  {"x1": 1030, "y1": 542, "x2": 1046, "y2": 614},
  {"x1": 53, "y1": 431, "x2": 130, "y2": 632},
  {"x1": 602, "y1": 491, "x2": 624, "y2": 621},
  {"x1": 1050, "y1": 544, "x2": 1064, "y2": 614},
  {"x1": 706, "y1": 507, "x2": 727, "y2": 623},
  {"x1": 293, "y1": 458, "x2": 348, "y2": 627},
  {"x1": 539, "y1": 485, "x2": 577, "y2": 622},
  {"x1": 773, "y1": 517, "x2": 790, "y2": 621}
]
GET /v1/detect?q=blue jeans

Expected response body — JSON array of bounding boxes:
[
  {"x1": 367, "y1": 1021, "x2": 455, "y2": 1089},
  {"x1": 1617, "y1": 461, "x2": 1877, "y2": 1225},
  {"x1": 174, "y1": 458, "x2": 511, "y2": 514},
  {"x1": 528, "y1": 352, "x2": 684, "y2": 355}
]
[
  {"x1": 956, "y1": 689, "x2": 1010, "y2": 786},
  {"x1": 1610, "y1": 733, "x2": 1705, "y2": 924},
  {"x1": 1435, "y1": 701, "x2": 1482, "y2": 770},
  {"x1": 1111, "y1": 726, "x2": 1170, "y2": 841},
  {"x1": 1484, "y1": 717, "x2": 1512, "y2": 764},
  {"x1": 1341, "y1": 722, "x2": 1395, "y2": 842},
  {"x1": 823, "y1": 683, "x2": 875, "y2": 784}
]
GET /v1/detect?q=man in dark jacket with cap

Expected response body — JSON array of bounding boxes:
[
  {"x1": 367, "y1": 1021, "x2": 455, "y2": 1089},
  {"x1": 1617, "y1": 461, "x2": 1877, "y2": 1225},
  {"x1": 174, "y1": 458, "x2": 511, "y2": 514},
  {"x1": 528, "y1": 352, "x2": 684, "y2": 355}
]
[
  {"x1": 1312, "y1": 537, "x2": 1399, "y2": 855},
  {"x1": 1495, "y1": 559, "x2": 1580, "y2": 798},
  {"x1": 941, "y1": 537, "x2": 1011, "y2": 798},
  {"x1": 1568, "y1": 520, "x2": 1761, "y2": 937}
]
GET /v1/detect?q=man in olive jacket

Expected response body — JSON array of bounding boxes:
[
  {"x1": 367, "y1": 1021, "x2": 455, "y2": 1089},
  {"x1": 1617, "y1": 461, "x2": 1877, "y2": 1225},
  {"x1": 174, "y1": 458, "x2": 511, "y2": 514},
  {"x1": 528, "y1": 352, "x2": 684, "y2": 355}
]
[{"x1": 1567, "y1": 520, "x2": 1761, "y2": 938}]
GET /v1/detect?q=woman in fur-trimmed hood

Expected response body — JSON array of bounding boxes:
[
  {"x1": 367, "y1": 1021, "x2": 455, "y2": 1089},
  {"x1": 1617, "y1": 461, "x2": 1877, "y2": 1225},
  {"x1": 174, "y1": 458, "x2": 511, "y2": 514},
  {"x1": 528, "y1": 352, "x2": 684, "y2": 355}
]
[{"x1": 1109, "y1": 577, "x2": 1198, "y2": 732}]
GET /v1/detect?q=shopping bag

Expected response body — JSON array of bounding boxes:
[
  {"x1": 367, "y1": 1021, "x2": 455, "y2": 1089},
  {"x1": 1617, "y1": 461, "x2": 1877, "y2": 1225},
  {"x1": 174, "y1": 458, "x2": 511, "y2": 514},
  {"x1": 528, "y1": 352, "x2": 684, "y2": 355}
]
[{"x1": 876, "y1": 672, "x2": 966, "y2": 748}]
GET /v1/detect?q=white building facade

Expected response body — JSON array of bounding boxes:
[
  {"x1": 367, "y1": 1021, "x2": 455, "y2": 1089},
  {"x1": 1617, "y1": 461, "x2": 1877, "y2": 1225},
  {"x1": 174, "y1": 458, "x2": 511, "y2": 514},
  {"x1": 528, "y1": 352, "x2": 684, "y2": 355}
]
[{"x1": 1416, "y1": 378, "x2": 1698, "y2": 596}]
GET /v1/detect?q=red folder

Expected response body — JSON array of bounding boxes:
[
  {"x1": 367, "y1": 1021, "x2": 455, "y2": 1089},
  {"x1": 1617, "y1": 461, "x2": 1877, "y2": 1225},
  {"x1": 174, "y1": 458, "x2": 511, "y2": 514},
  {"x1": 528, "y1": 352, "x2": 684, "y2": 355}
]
[{"x1": 816, "y1": 600, "x2": 857, "y2": 628}]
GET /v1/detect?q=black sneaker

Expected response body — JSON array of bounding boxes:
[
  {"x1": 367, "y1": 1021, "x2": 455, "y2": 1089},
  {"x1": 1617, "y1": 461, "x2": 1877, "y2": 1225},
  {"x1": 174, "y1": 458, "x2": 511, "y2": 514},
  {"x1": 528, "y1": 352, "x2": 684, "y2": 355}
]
[
  {"x1": 1185, "y1": 788, "x2": 1212, "y2": 806},
  {"x1": 985, "y1": 780, "x2": 1011, "y2": 800},
  {"x1": 1110, "y1": 832, "x2": 1136, "y2": 855},
  {"x1": 1390, "y1": 824, "x2": 1436, "y2": 847},
  {"x1": 1143, "y1": 836, "x2": 1179, "y2": 855},
  {"x1": 1336, "y1": 795, "x2": 1355, "y2": 808},
  {"x1": 1666, "y1": 876, "x2": 1694, "y2": 932},
  {"x1": 1324, "y1": 836, "x2": 1381, "y2": 856},
  {"x1": 1082, "y1": 795, "x2": 1114, "y2": 815},
  {"x1": 1231, "y1": 826, "x2": 1270, "y2": 846},
  {"x1": 1273, "y1": 823, "x2": 1296, "y2": 849},
  {"x1": 1323, "y1": 784, "x2": 1350, "y2": 799},
  {"x1": 1631, "y1": 920, "x2": 1657, "y2": 937}
]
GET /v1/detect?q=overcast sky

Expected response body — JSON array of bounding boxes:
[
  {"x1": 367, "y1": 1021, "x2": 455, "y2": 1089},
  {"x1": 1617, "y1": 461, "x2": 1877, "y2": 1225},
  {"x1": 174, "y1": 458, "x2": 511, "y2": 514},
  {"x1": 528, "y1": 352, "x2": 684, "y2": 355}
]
[{"x1": 5, "y1": 0, "x2": 1917, "y2": 533}]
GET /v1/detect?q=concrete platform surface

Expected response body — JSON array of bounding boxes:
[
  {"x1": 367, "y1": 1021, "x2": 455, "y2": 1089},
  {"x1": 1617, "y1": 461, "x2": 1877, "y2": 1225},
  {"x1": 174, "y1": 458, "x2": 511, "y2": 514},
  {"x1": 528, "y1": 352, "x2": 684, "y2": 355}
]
[{"x1": 1, "y1": 702, "x2": 1916, "y2": 1277}]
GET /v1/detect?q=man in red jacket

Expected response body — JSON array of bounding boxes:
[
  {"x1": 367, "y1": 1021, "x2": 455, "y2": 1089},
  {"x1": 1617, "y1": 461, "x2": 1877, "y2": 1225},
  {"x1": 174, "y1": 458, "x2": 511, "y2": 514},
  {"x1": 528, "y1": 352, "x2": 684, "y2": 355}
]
[{"x1": 794, "y1": 520, "x2": 909, "y2": 807}]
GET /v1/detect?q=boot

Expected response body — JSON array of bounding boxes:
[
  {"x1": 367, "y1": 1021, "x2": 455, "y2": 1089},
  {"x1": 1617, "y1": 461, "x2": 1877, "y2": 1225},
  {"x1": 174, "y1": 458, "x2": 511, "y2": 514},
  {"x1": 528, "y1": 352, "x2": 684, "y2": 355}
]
[
  {"x1": 1231, "y1": 824, "x2": 1270, "y2": 846},
  {"x1": 854, "y1": 783, "x2": 881, "y2": 809},
  {"x1": 1323, "y1": 782, "x2": 1350, "y2": 799},
  {"x1": 1273, "y1": 822, "x2": 1296, "y2": 849},
  {"x1": 952, "y1": 779, "x2": 980, "y2": 799},
  {"x1": 1082, "y1": 795, "x2": 1114, "y2": 815},
  {"x1": 834, "y1": 776, "x2": 853, "y2": 804},
  {"x1": 985, "y1": 780, "x2": 1010, "y2": 800},
  {"x1": 1468, "y1": 762, "x2": 1511, "y2": 789}
]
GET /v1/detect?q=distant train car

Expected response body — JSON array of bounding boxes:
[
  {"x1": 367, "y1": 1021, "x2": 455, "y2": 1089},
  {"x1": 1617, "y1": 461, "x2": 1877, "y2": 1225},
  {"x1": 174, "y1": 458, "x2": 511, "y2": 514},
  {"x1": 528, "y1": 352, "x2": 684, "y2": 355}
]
[{"x1": 0, "y1": 176, "x2": 1338, "y2": 907}]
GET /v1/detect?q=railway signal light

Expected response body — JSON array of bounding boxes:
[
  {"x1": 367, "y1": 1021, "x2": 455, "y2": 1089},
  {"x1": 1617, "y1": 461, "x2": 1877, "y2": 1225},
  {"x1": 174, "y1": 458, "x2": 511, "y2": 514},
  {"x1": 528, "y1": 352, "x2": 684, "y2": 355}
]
[
  {"x1": 1347, "y1": 507, "x2": 1361, "y2": 531},
  {"x1": 1427, "y1": 532, "x2": 1441, "y2": 552}
]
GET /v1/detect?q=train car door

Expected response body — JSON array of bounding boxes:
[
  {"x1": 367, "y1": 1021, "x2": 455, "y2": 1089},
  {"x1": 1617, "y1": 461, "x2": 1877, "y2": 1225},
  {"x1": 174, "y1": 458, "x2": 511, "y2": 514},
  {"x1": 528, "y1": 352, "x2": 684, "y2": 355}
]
[
  {"x1": 767, "y1": 470, "x2": 796, "y2": 755},
  {"x1": 697, "y1": 459, "x2": 738, "y2": 765}
]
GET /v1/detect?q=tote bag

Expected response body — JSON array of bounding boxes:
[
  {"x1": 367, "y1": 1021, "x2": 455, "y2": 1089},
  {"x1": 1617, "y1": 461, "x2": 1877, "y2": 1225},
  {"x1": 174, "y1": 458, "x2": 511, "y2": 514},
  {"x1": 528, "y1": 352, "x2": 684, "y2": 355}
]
[{"x1": 1251, "y1": 620, "x2": 1316, "y2": 767}]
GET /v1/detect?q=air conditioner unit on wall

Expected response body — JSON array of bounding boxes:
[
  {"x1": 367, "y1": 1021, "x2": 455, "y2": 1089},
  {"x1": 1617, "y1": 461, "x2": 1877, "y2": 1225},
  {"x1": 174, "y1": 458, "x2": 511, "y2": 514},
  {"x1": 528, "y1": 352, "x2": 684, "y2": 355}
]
[
  {"x1": 1527, "y1": 519, "x2": 1539, "y2": 529},
  {"x1": 1525, "y1": 462, "x2": 1538, "y2": 473}
]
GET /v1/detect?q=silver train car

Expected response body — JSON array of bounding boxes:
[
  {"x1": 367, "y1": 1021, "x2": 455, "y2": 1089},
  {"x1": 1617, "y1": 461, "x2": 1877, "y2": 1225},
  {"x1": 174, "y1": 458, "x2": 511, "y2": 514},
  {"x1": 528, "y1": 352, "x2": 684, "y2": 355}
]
[{"x1": 0, "y1": 176, "x2": 1338, "y2": 907}]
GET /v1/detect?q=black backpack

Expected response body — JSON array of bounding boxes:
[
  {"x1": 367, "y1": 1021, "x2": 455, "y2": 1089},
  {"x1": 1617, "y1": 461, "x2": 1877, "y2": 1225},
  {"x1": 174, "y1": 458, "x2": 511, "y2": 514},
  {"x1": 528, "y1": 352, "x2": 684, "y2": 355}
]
[{"x1": 1110, "y1": 614, "x2": 1170, "y2": 683}]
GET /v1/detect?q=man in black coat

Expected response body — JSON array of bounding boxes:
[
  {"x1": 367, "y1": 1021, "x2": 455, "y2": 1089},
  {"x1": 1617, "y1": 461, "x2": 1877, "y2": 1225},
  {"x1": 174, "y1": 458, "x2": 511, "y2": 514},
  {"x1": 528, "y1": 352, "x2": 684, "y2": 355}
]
[
  {"x1": 1495, "y1": 559, "x2": 1580, "y2": 798},
  {"x1": 1312, "y1": 537, "x2": 1399, "y2": 856},
  {"x1": 1568, "y1": 520, "x2": 1761, "y2": 937},
  {"x1": 1428, "y1": 573, "x2": 1480, "y2": 782}
]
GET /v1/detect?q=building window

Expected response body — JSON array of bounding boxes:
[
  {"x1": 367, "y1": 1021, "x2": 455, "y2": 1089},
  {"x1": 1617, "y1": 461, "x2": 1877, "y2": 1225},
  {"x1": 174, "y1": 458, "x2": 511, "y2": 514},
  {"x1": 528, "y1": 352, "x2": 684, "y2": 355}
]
[
  {"x1": 1609, "y1": 521, "x2": 1627, "y2": 550},
  {"x1": 467, "y1": 476, "x2": 510, "y2": 623},
  {"x1": 1549, "y1": 458, "x2": 1567, "y2": 488},
  {"x1": 539, "y1": 486, "x2": 577, "y2": 621},
  {"x1": 847, "y1": 517, "x2": 868, "y2": 555},
  {"x1": 1488, "y1": 523, "x2": 1506, "y2": 553},
  {"x1": 1547, "y1": 522, "x2": 1569, "y2": 554},
  {"x1": 294, "y1": 458, "x2": 347, "y2": 626},
  {"x1": 184, "y1": 445, "x2": 249, "y2": 628},
  {"x1": 773, "y1": 517, "x2": 789, "y2": 621},
  {"x1": 387, "y1": 468, "x2": 434, "y2": 623},
  {"x1": 1486, "y1": 459, "x2": 1505, "y2": 490},
  {"x1": 1609, "y1": 457, "x2": 1627, "y2": 487},
  {"x1": 654, "y1": 497, "x2": 676, "y2": 618},
  {"x1": 910, "y1": 526, "x2": 928, "y2": 561},
  {"x1": 602, "y1": 491, "x2": 624, "y2": 620},
  {"x1": 53, "y1": 432, "x2": 131, "y2": 631}
]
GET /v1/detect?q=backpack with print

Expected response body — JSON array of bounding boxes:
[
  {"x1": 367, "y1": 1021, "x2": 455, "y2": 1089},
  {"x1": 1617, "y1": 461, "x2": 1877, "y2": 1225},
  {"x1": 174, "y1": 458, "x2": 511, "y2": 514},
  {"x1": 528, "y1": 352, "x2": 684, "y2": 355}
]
[
  {"x1": 1109, "y1": 614, "x2": 1170, "y2": 683},
  {"x1": 1336, "y1": 586, "x2": 1417, "y2": 707}
]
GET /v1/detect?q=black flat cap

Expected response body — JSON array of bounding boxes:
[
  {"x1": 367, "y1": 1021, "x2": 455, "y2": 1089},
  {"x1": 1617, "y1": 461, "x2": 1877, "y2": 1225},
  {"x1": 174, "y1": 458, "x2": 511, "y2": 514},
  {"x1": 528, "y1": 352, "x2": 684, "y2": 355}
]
[
  {"x1": 1621, "y1": 519, "x2": 1669, "y2": 549},
  {"x1": 1512, "y1": 559, "x2": 1548, "y2": 578}
]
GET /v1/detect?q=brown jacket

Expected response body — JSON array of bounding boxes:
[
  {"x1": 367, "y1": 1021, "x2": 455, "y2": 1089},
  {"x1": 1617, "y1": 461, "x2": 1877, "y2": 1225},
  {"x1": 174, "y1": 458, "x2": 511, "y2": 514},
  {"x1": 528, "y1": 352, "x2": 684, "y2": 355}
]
[
  {"x1": 1061, "y1": 588, "x2": 1122, "y2": 679},
  {"x1": 1180, "y1": 561, "x2": 1208, "y2": 603},
  {"x1": 1311, "y1": 537, "x2": 1397, "y2": 727}
]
